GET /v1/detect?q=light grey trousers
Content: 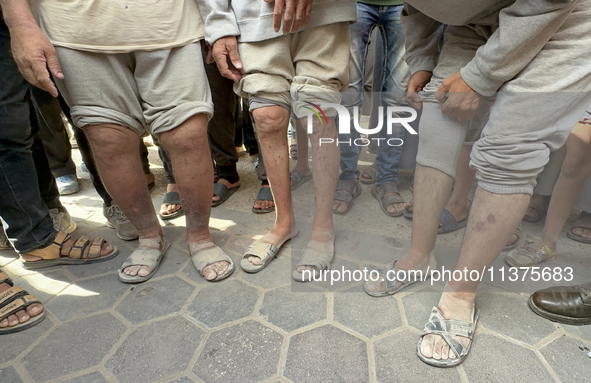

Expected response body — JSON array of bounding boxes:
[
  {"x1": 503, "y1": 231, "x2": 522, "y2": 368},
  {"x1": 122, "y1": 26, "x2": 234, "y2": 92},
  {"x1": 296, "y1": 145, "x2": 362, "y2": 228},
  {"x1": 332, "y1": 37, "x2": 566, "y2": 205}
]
[{"x1": 416, "y1": 2, "x2": 591, "y2": 195}]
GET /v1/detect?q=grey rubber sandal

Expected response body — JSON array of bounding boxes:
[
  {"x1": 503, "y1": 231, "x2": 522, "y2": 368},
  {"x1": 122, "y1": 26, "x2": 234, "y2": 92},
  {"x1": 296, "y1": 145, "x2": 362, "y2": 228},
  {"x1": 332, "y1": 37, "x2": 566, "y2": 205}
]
[
  {"x1": 212, "y1": 183, "x2": 239, "y2": 207},
  {"x1": 503, "y1": 223, "x2": 522, "y2": 251},
  {"x1": 363, "y1": 260, "x2": 429, "y2": 297},
  {"x1": 252, "y1": 186, "x2": 275, "y2": 214},
  {"x1": 159, "y1": 191, "x2": 184, "y2": 220},
  {"x1": 118, "y1": 239, "x2": 171, "y2": 283},
  {"x1": 292, "y1": 246, "x2": 334, "y2": 282},
  {"x1": 403, "y1": 199, "x2": 413, "y2": 220},
  {"x1": 332, "y1": 179, "x2": 362, "y2": 215},
  {"x1": 438, "y1": 209, "x2": 468, "y2": 234},
  {"x1": 291, "y1": 170, "x2": 312, "y2": 190},
  {"x1": 360, "y1": 164, "x2": 378, "y2": 184},
  {"x1": 371, "y1": 182, "x2": 405, "y2": 217},
  {"x1": 417, "y1": 306, "x2": 479, "y2": 368},
  {"x1": 241, "y1": 240, "x2": 281, "y2": 273},
  {"x1": 191, "y1": 246, "x2": 235, "y2": 282}
]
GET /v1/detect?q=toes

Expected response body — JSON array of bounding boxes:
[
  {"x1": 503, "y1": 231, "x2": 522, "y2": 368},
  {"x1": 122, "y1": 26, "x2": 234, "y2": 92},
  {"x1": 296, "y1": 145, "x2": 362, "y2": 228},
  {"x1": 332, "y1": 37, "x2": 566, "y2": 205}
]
[
  {"x1": 137, "y1": 266, "x2": 151, "y2": 277},
  {"x1": 202, "y1": 265, "x2": 217, "y2": 281},
  {"x1": 16, "y1": 309, "x2": 30, "y2": 324},
  {"x1": 26, "y1": 302, "x2": 44, "y2": 318},
  {"x1": 420, "y1": 335, "x2": 434, "y2": 358},
  {"x1": 440, "y1": 345, "x2": 450, "y2": 360},
  {"x1": 248, "y1": 256, "x2": 262, "y2": 266},
  {"x1": 101, "y1": 243, "x2": 114, "y2": 256},
  {"x1": 432, "y1": 337, "x2": 445, "y2": 360},
  {"x1": 210, "y1": 261, "x2": 229, "y2": 275},
  {"x1": 212, "y1": 196, "x2": 220, "y2": 202},
  {"x1": 124, "y1": 265, "x2": 140, "y2": 276},
  {"x1": 0, "y1": 318, "x2": 8, "y2": 328},
  {"x1": 253, "y1": 201, "x2": 262, "y2": 209},
  {"x1": 8, "y1": 314, "x2": 19, "y2": 327}
]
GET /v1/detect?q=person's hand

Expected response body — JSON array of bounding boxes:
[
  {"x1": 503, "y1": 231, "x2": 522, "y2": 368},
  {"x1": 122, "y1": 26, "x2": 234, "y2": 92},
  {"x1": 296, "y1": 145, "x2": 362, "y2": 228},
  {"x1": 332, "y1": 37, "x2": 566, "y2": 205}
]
[
  {"x1": 435, "y1": 71, "x2": 483, "y2": 121},
  {"x1": 10, "y1": 24, "x2": 63, "y2": 97},
  {"x1": 406, "y1": 70, "x2": 432, "y2": 110},
  {"x1": 265, "y1": 0, "x2": 313, "y2": 34},
  {"x1": 211, "y1": 36, "x2": 243, "y2": 82}
]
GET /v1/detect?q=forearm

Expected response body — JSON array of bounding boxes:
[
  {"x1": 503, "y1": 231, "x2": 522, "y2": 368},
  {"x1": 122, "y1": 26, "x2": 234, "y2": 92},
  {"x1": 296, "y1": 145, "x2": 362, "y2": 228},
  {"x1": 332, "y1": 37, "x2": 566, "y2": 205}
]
[
  {"x1": 1, "y1": 0, "x2": 38, "y2": 30},
  {"x1": 400, "y1": 3, "x2": 443, "y2": 75},
  {"x1": 195, "y1": 0, "x2": 240, "y2": 45}
]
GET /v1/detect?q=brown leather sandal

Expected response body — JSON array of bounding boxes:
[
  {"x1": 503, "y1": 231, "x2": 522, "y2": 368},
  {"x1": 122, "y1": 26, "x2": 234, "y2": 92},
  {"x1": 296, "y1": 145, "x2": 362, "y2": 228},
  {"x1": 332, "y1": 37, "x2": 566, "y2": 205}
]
[
  {"x1": 21, "y1": 232, "x2": 118, "y2": 269},
  {"x1": 0, "y1": 271, "x2": 46, "y2": 334}
]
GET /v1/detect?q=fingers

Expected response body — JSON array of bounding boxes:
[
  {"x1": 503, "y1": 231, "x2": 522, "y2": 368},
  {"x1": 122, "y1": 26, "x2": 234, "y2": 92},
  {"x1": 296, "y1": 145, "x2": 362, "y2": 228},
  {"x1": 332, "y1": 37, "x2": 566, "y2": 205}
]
[
  {"x1": 205, "y1": 46, "x2": 214, "y2": 64},
  {"x1": 273, "y1": 0, "x2": 286, "y2": 33},
  {"x1": 291, "y1": 0, "x2": 306, "y2": 33},
  {"x1": 45, "y1": 46, "x2": 63, "y2": 80},
  {"x1": 226, "y1": 40, "x2": 242, "y2": 71},
  {"x1": 406, "y1": 92, "x2": 422, "y2": 110},
  {"x1": 302, "y1": 1, "x2": 312, "y2": 28},
  {"x1": 283, "y1": 0, "x2": 296, "y2": 34},
  {"x1": 435, "y1": 82, "x2": 449, "y2": 104},
  {"x1": 31, "y1": 59, "x2": 59, "y2": 97}
]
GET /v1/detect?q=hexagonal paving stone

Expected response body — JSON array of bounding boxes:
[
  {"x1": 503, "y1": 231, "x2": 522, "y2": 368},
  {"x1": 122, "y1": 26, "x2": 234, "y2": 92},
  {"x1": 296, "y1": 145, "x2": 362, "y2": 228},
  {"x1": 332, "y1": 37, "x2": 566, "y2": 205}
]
[
  {"x1": 258, "y1": 285, "x2": 326, "y2": 332},
  {"x1": 462, "y1": 333, "x2": 554, "y2": 382},
  {"x1": 0, "y1": 315, "x2": 54, "y2": 365},
  {"x1": 193, "y1": 320, "x2": 283, "y2": 383},
  {"x1": 153, "y1": 245, "x2": 191, "y2": 277},
  {"x1": 539, "y1": 335, "x2": 591, "y2": 382},
  {"x1": 561, "y1": 323, "x2": 591, "y2": 342},
  {"x1": 106, "y1": 316, "x2": 203, "y2": 383},
  {"x1": 240, "y1": 255, "x2": 292, "y2": 289},
  {"x1": 47, "y1": 274, "x2": 129, "y2": 321},
  {"x1": 167, "y1": 376, "x2": 197, "y2": 383},
  {"x1": 62, "y1": 371, "x2": 110, "y2": 383},
  {"x1": 400, "y1": 288, "x2": 441, "y2": 330},
  {"x1": 21, "y1": 312, "x2": 126, "y2": 382},
  {"x1": 333, "y1": 292, "x2": 402, "y2": 338},
  {"x1": 12, "y1": 269, "x2": 72, "y2": 303},
  {"x1": 0, "y1": 366, "x2": 24, "y2": 383},
  {"x1": 186, "y1": 279, "x2": 259, "y2": 328},
  {"x1": 115, "y1": 276, "x2": 196, "y2": 324},
  {"x1": 284, "y1": 324, "x2": 368, "y2": 383},
  {"x1": 374, "y1": 330, "x2": 461, "y2": 382},
  {"x1": 476, "y1": 292, "x2": 558, "y2": 345}
]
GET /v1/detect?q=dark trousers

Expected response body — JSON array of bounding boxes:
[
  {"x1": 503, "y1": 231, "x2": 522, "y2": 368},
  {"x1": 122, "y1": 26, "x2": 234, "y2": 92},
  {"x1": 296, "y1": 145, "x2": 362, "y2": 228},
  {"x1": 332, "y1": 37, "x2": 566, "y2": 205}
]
[
  {"x1": 0, "y1": 19, "x2": 57, "y2": 253},
  {"x1": 31, "y1": 87, "x2": 76, "y2": 177}
]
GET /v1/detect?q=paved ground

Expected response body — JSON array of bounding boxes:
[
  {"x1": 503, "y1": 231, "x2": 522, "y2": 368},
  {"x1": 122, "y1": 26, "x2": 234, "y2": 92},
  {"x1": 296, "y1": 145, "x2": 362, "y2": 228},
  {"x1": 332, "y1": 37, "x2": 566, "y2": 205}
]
[{"x1": 1, "y1": 145, "x2": 590, "y2": 383}]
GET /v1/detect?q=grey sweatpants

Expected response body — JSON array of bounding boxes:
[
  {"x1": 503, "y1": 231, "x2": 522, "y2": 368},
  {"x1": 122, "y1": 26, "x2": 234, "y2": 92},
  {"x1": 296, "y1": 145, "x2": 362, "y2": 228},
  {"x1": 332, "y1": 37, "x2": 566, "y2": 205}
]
[{"x1": 416, "y1": 1, "x2": 591, "y2": 195}]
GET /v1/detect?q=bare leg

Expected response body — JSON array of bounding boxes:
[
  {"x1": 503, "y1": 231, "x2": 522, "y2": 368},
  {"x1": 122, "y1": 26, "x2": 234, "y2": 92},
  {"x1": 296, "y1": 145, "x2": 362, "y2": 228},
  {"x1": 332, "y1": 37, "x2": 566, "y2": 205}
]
[
  {"x1": 542, "y1": 123, "x2": 591, "y2": 250},
  {"x1": 247, "y1": 106, "x2": 296, "y2": 266},
  {"x1": 443, "y1": 144, "x2": 474, "y2": 223},
  {"x1": 292, "y1": 119, "x2": 311, "y2": 176},
  {"x1": 365, "y1": 164, "x2": 452, "y2": 292},
  {"x1": 85, "y1": 124, "x2": 163, "y2": 278},
  {"x1": 420, "y1": 188, "x2": 530, "y2": 361},
  {"x1": 160, "y1": 115, "x2": 229, "y2": 280},
  {"x1": 294, "y1": 116, "x2": 340, "y2": 270}
]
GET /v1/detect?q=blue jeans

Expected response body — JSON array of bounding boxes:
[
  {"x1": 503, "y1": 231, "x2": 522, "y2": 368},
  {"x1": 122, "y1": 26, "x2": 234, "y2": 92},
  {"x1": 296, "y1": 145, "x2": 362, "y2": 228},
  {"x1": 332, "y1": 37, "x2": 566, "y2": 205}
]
[
  {"x1": 0, "y1": 19, "x2": 57, "y2": 253},
  {"x1": 339, "y1": 3, "x2": 409, "y2": 185}
]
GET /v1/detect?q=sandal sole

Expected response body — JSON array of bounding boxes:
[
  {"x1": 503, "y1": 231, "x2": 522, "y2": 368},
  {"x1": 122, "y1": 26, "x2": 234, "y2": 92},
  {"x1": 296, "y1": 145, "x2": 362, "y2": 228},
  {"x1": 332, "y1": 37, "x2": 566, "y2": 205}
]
[
  {"x1": 566, "y1": 229, "x2": 591, "y2": 244},
  {"x1": 371, "y1": 186, "x2": 404, "y2": 217},
  {"x1": 118, "y1": 243, "x2": 170, "y2": 284},
  {"x1": 22, "y1": 247, "x2": 119, "y2": 270},
  {"x1": 0, "y1": 311, "x2": 46, "y2": 335}
]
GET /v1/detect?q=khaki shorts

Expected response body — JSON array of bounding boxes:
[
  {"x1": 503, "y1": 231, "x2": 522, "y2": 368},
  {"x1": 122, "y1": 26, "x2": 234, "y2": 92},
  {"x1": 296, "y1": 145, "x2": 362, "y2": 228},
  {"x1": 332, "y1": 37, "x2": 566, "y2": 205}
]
[
  {"x1": 55, "y1": 43, "x2": 213, "y2": 137},
  {"x1": 235, "y1": 22, "x2": 350, "y2": 118}
]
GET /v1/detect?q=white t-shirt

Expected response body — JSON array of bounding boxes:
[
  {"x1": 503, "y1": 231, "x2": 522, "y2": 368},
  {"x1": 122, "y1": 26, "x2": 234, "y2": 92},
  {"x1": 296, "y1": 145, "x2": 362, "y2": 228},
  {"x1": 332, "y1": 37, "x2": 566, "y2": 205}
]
[{"x1": 30, "y1": 0, "x2": 204, "y2": 53}]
